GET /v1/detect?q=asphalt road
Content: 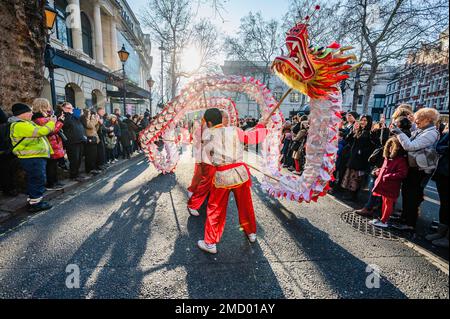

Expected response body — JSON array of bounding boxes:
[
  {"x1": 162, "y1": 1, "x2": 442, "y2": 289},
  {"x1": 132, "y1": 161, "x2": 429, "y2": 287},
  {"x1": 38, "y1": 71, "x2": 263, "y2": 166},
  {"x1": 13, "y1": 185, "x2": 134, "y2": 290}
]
[{"x1": 0, "y1": 152, "x2": 448, "y2": 299}]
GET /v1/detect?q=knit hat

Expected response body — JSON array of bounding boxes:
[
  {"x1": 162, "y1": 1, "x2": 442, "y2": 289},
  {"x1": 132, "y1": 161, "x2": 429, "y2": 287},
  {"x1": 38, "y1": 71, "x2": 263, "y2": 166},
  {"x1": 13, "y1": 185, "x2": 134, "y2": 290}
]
[{"x1": 12, "y1": 103, "x2": 32, "y2": 116}]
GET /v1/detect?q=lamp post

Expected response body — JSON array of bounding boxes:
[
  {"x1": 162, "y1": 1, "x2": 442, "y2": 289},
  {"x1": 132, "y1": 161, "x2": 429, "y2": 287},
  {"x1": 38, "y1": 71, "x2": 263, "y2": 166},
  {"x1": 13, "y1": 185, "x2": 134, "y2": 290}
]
[
  {"x1": 117, "y1": 44, "x2": 130, "y2": 115},
  {"x1": 44, "y1": 1, "x2": 57, "y2": 109},
  {"x1": 147, "y1": 77, "x2": 155, "y2": 117},
  {"x1": 158, "y1": 41, "x2": 165, "y2": 105}
]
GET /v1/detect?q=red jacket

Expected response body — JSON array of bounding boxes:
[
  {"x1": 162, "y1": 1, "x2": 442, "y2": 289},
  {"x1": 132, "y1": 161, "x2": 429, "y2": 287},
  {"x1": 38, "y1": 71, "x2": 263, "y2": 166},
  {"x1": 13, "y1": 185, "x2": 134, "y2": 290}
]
[
  {"x1": 372, "y1": 156, "x2": 409, "y2": 199},
  {"x1": 33, "y1": 116, "x2": 65, "y2": 159}
]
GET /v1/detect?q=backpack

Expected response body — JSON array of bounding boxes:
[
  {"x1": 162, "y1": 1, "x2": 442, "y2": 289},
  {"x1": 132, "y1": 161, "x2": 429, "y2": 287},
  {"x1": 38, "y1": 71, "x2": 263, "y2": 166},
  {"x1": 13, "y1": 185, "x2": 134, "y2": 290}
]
[{"x1": 0, "y1": 122, "x2": 25, "y2": 156}]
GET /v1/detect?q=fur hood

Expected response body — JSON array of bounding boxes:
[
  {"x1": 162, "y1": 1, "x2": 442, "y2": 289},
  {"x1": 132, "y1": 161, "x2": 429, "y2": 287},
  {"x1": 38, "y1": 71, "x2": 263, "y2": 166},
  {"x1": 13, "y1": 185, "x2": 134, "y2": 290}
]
[{"x1": 384, "y1": 137, "x2": 405, "y2": 159}]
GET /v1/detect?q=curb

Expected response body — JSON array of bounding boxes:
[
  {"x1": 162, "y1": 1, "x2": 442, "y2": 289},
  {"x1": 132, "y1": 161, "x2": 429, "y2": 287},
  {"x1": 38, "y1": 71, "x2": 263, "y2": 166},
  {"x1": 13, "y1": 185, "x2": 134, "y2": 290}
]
[{"x1": 0, "y1": 154, "x2": 145, "y2": 224}]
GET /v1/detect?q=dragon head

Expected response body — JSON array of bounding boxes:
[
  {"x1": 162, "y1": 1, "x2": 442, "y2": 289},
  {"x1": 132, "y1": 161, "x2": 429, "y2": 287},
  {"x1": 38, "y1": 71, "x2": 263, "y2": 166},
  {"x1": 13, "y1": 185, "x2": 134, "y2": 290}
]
[{"x1": 272, "y1": 12, "x2": 360, "y2": 99}]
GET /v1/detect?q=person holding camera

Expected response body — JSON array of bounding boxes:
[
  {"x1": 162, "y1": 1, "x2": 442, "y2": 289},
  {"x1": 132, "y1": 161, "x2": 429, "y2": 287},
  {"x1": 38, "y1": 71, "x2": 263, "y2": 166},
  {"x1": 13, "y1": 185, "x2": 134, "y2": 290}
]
[
  {"x1": 81, "y1": 109, "x2": 101, "y2": 176},
  {"x1": 391, "y1": 108, "x2": 440, "y2": 231},
  {"x1": 32, "y1": 98, "x2": 65, "y2": 191},
  {"x1": 61, "y1": 102, "x2": 86, "y2": 181}
]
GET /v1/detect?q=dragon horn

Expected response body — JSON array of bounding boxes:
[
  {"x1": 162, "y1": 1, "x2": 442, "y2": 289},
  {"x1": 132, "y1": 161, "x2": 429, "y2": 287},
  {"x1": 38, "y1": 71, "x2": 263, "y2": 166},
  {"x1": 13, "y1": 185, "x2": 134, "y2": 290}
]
[
  {"x1": 349, "y1": 62, "x2": 363, "y2": 71},
  {"x1": 333, "y1": 53, "x2": 358, "y2": 61},
  {"x1": 339, "y1": 46, "x2": 354, "y2": 52}
]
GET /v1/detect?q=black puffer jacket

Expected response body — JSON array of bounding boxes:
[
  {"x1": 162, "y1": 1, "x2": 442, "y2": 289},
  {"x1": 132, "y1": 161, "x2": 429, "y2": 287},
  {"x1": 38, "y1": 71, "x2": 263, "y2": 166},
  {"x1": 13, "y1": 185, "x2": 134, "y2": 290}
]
[
  {"x1": 63, "y1": 112, "x2": 86, "y2": 144},
  {"x1": 346, "y1": 129, "x2": 375, "y2": 171}
]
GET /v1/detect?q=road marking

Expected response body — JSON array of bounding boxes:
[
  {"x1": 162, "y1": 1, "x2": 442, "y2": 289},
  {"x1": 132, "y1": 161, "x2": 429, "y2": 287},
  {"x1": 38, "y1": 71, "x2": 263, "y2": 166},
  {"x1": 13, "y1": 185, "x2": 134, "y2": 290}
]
[{"x1": 424, "y1": 196, "x2": 440, "y2": 205}]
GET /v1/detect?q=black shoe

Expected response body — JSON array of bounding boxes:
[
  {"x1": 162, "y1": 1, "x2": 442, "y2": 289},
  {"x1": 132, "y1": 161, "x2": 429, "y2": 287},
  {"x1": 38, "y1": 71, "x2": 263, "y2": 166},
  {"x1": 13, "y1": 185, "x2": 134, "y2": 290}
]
[{"x1": 28, "y1": 201, "x2": 52, "y2": 213}]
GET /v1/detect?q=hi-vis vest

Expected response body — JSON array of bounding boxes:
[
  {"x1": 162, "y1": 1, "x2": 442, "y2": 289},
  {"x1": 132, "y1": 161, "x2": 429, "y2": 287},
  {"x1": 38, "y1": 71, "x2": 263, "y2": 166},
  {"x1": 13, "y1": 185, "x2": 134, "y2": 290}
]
[{"x1": 10, "y1": 119, "x2": 55, "y2": 159}]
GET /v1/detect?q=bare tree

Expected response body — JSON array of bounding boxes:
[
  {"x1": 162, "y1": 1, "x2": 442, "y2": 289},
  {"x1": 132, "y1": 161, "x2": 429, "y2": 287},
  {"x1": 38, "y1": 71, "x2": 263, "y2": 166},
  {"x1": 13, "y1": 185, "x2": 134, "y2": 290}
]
[
  {"x1": 0, "y1": 0, "x2": 46, "y2": 111},
  {"x1": 141, "y1": 1, "x2": 221, "y2": 100},
  {"x1": 342, "y1": 0, "x2": 449, "y2": 113},
  {"x1": 282, "y1": 0, "x2": 347, "y2": 46},
  {"x1": 224, "y1": 12, "x2": 281, "y2": 87},
  {"x1": 140, "y1": 0, "x2": 193, "y2": 99},
  {"x1": 177, "y1": 19, "x2": 221, "y2": 78}
]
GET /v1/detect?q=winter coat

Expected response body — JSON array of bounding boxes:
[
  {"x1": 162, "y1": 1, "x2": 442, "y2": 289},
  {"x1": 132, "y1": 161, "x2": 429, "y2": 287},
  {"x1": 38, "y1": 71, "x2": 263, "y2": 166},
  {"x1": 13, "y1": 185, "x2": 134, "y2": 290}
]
[
  {"x1": 63, "y1": 112, "x2": 86, "y2": 144},
  {"x1": 33, "y1": 113, "x2": 64, "y2": 159},
  {"x1": 372, "y1": 156, "x2": 409, "y2": 199},
  {"x1": 346, "y1": 129, "x2": 375, "y2": 171},
  {"x1": 8, "y1": 116, "x2": 54, "y2": 159},
  {"x1": 292, "y1": 123, "x2": 308, "y2": 160},
  {"x1": 434, "y1": 132, "x2": 449, "y2": 177},
  {"x1": 118, "y1": 120, "x2": 131, "y2": 144},
  {"x1": 81, "y1": 114, "x2": 100, "y2": 144},
  {"x1": 125, "y1": 118, "x2": 140, "y2": 141},
  {"x1": 397, "y1": 125, "x2": 440, "y2": 172}
]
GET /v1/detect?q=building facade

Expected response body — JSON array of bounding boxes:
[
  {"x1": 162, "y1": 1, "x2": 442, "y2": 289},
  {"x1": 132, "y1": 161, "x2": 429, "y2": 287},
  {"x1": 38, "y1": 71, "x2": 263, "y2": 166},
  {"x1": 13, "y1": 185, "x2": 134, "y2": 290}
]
[
  {"x1": 384, "y1": 28, "x2": 449, "y2": 121},
  {"x1": 221, "y1": 61, "x2": 309, "y2": 119},
  {"x1": 341, "y1": 65, "x2": 397, "y2": 121},
  {"x1": 42, "y1": 0, "x2": 153, "y2": 115}
]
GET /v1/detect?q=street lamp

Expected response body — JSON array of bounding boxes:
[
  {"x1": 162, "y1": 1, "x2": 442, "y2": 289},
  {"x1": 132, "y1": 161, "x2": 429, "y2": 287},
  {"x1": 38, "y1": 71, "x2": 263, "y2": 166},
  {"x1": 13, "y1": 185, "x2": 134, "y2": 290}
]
[
  {"x1": 158, "y1": 41, "x2": 165, "y2": 105},
  {"x1": 44, "y1": 1, "x2": 57, "y2": 30},
  {"x1": 117, "y1": 44, "x2": 129, "y2": 115},
  {"x1": 147, "y1": 77, "x2": 155, "y2": 117},
  {"x1": 44, "y1": 0, "x2": 58, "y2": 109}
]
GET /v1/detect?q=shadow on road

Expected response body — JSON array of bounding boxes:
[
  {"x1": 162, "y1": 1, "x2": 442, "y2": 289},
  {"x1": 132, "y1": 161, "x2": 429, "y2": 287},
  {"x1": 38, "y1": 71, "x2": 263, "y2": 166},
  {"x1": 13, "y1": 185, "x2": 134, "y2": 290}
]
[
  {"x1": 251, "y1": 177, "x2": 407, "y2": 299},
  {"x1": 31, "y1": 173, "x2": 176, "y2": 298}
]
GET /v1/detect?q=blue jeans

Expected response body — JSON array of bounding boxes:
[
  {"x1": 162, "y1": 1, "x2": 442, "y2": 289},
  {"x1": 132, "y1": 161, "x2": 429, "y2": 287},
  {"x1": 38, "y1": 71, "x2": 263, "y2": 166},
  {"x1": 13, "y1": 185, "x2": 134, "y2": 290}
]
[{"x1": 19, "y1": 158, "x2": 47, "y2": 202}]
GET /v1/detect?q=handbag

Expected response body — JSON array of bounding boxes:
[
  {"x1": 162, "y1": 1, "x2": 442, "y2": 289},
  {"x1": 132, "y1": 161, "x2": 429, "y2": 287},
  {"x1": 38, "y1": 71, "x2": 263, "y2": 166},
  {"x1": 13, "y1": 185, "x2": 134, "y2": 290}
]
[
  {"x1": 290, "y1": 140, "x2": 301, "y2": 152},
  {"x1": 368, "y1": 147, "x2": 383, "y2": 166}
]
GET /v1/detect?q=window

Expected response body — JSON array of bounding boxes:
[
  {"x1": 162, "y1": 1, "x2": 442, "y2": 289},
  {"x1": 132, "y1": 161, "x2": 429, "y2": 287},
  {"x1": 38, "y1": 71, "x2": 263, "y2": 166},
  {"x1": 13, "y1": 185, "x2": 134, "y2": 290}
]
[
  {"x1": 65, "y1": 85, "x2": 75, "y2": 106},
  {"x1": 81, "y1": 12, "x2": 93, "y2": 58},
  {"x1": 274, "y1": 92, "x2": 283, "y2": 101},
  {"x1": 289, "y1": 92, "x2": 300, "y2": 103},
  {"x1": 373, "y1": 94, "x2": 385, "y2": 108},
  {"x1": 92, "y1": 91, "x2": 98, "y2": 107},
  {"x1": 358, "y1": 95, "x2": 364, "y2": 105},
  {"x1": 54, "y1": 0, "x2": 72, "y2": 48}
]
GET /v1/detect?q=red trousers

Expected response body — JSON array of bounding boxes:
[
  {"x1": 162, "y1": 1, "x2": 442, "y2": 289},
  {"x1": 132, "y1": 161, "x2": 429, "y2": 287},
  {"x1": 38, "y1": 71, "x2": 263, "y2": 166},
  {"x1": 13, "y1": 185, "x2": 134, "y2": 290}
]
[
  {"x1": 188, "y1": 163, "x2": 215, "y2": 210},
  {"x1": 381, "y1": 196, "x2": 396, "y2": 224},
  {"x1": 204, "y1": 183, "x2": 257, "y2": 245},
  {"x1": 294, "y1": 159, "x2": 301, "y2": 172}
]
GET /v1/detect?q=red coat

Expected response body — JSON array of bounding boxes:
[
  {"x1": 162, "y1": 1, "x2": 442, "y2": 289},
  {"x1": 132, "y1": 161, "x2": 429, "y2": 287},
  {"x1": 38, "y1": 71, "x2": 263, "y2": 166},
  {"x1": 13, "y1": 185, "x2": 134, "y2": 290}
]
[
  {"x1": 33, "y1": 116, "x2": 65, "y2": 159},
  {"x1": 372, "y1": 156, "x2": 409, "y2": 199}
]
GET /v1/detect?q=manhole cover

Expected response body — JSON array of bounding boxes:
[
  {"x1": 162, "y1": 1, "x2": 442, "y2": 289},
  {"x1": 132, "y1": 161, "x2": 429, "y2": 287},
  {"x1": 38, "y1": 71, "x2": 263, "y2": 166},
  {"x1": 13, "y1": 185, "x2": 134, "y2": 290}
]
[{"x1": 341, "y1": 211, "x2": 409, "y2": 241}]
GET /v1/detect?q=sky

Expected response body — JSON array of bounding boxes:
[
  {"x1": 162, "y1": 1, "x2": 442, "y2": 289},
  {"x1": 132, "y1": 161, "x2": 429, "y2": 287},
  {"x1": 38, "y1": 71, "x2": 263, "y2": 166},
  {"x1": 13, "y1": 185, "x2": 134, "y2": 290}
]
[{"x1": 128, "y1": 0, "x2": 291, "y2": 83}]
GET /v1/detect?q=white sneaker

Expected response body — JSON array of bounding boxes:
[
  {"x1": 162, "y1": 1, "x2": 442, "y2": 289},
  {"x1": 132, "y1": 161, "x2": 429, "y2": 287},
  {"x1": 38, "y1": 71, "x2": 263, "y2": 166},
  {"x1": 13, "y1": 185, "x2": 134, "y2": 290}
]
[
  {"x1": 188, "y1": 207, "x2": 200, "y2": 217},
  {"x1": 247, "y1": 233, "x2": 257, "y2": 243},
  {"x1": 369, "y1": 219, "x2": 388, "y2": 228},
  {"x1": 197, "y1": 240, "x2": 217, "y2": 254}
]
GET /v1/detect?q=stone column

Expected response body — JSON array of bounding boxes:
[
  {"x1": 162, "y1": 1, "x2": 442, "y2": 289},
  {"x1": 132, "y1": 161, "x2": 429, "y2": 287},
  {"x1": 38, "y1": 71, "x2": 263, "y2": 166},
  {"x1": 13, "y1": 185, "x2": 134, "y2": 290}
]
[
  {"x1": 110, "y1": 18, "x2": 119, "y2": 70},
  {"x1": 67, "y1": 0, "x2": 83, "y2": 52},
  {"x1": 93, "y1": 1, "x2": 104, "y2": 65}
]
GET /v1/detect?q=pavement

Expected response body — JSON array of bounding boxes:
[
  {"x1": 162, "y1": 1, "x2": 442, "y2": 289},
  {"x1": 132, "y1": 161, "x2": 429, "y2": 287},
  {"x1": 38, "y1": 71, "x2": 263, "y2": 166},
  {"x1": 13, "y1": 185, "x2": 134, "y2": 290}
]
[{"x1": 0, "y1": 149, "x2": 448, "y2": 299}]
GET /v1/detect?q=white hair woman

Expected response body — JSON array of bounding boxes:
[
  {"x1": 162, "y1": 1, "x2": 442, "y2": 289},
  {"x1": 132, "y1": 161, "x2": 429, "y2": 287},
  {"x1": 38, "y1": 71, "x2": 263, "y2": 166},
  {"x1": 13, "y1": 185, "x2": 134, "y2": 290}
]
[{"x1": 391, "y1": 107, "x2": 440, "y2": 231}]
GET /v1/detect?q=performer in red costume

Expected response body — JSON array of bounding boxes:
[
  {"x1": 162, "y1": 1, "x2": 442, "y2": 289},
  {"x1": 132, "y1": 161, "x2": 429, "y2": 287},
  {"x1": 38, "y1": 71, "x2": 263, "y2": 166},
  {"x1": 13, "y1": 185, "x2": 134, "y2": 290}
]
[
  {"x1": 187, "y1": 112, "x2": 231, "y2": 216},
  {"x1": 197, "y1": 108, "x2": 268, "y2": 254},
  {"x1": 187, "y1": 120, "x2": 215, "y2": 216}
]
